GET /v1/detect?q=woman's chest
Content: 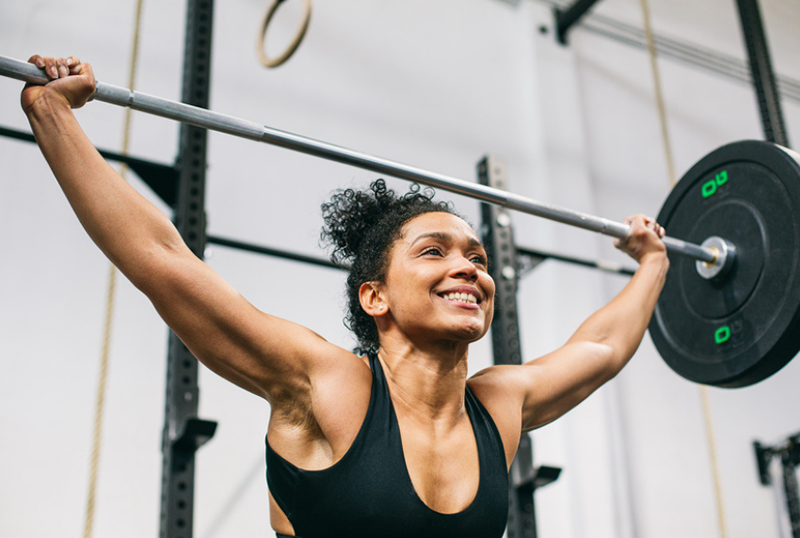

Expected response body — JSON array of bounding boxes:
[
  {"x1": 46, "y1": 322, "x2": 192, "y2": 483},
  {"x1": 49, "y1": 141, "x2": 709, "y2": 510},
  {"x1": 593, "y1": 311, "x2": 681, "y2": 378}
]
[{"x1": 396, "y1": 412, "x2": 481, "y2": 514}]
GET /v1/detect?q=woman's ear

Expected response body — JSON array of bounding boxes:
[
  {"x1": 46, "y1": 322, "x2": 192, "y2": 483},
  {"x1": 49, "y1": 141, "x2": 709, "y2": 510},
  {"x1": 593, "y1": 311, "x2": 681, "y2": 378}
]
[{"x1": 359, "y1": 281, "x2": 388, "y2": 318}]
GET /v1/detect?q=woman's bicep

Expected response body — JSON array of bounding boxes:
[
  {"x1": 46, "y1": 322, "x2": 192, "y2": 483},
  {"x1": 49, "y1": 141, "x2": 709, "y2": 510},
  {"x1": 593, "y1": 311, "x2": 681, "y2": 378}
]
[{"x1": 140, "y1": 248, "x2": 336, "y2": 400}]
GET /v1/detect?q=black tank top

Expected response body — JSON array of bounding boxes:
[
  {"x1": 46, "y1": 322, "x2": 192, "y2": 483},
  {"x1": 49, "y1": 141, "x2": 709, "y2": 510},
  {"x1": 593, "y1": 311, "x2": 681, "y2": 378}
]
[{"x1": 266, "y1": 354, "x2": 509, "y2": 538}]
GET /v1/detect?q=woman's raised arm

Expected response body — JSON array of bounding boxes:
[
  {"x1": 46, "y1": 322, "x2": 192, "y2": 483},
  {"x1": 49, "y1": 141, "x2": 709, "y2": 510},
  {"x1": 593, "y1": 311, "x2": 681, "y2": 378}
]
[
  {"x1": 471, "y1": 215, "x2": 669, "y2": 434},
  {"x1": 21, "y1": 55, "x2": 354, "y2": 405}
]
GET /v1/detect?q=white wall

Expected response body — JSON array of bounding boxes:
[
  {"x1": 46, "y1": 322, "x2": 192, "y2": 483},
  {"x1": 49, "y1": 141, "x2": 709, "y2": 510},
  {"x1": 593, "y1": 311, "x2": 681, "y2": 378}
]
[{"x1": 0, "y1": 1, "x2": 798, "y2": 538}]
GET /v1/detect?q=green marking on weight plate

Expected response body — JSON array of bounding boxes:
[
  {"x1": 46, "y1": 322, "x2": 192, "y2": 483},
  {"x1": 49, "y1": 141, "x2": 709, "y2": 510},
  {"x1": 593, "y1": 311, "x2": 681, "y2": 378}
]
[
  {"x1": 714, "y1": 325, "x2": 731, "y2": 344},
  {"x1": 702, "y1": 180, "x2": 717, "y2": 198},
  {"x1": 702, "y1": 170, "x2": 729, "y2": 198}
]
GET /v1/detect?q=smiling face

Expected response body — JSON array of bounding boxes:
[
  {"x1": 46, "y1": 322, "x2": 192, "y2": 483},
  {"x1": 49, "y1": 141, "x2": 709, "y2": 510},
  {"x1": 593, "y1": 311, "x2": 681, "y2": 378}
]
[{"x1": 362, "y1": 212, "x2": 496, "y2": 348}]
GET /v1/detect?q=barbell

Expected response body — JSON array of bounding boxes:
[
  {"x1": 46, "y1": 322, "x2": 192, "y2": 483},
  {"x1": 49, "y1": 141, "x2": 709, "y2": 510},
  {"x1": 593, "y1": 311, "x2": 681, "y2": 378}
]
[{"x1": 2, "y1": 54, "x2": 799, "y2": 388}]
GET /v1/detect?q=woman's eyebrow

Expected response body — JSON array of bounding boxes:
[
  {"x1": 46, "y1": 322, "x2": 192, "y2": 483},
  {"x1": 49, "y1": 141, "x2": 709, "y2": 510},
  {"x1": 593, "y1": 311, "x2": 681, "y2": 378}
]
[
  {"x1": 409, "y1": 232, "x2": 484, "y2": 250},
  {"x1": 409, "y1": 231, "x2": 451, "y2": 246}
]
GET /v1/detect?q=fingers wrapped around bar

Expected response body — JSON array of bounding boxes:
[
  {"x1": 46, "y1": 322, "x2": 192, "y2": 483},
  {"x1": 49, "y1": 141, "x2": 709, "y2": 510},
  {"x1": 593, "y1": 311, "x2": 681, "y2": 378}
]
[
  {"x1": 21, "y1": 55, "x2": 95, "y2": 114},
  {"x1": 614, "y1": 214, "x2": 667, "y2": 263}
]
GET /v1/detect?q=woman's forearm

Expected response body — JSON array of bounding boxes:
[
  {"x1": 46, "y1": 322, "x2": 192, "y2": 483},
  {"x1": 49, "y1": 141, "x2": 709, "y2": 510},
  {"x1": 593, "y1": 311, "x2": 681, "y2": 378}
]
[
  {"x1": 569, "y1": 251, "x2": 669, "y2": 371},
  {"x1": 27, "y1": 92, "x2": 187, "y2": 285}
]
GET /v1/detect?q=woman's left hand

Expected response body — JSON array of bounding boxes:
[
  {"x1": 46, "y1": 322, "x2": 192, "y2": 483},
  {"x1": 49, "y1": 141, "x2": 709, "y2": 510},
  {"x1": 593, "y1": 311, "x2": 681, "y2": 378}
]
[{"x1": 613, "y1": 214, "x2": 667, "y2": 264}]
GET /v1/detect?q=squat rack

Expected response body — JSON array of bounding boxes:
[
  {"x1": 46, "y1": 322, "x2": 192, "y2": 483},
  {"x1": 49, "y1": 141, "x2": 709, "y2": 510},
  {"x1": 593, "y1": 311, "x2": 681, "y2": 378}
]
[
  {"x1": 0, "y1": 0, "x2": 791, "y2": 536},
  {"x1": 154, "y1": 1, "x2": 792, "y2": 535}
]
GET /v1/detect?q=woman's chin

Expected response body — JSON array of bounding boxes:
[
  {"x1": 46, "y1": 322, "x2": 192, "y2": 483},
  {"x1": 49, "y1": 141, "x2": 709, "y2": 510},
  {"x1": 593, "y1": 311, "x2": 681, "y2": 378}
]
[{"x1": 451, "y1": 321, "x2": 488, "y2": 343}]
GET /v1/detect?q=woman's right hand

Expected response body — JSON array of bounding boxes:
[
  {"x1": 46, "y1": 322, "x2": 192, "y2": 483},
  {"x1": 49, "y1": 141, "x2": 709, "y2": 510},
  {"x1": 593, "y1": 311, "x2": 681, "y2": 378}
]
[{"x1": 21, "y1": 55, "x2": 96, "y2": 116}]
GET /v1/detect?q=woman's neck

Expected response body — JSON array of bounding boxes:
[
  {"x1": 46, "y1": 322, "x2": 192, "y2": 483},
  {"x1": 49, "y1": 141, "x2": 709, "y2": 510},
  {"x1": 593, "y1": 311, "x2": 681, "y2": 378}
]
[{"x1": 377, "y1": 337, "x2": 470, "y2": 425}]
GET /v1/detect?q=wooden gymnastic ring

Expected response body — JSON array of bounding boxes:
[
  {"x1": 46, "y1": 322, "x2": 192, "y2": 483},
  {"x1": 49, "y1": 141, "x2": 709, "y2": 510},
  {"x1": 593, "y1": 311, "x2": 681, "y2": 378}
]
[{"x1": 256, "y1": 0, "x2": 312, "y2": 68}]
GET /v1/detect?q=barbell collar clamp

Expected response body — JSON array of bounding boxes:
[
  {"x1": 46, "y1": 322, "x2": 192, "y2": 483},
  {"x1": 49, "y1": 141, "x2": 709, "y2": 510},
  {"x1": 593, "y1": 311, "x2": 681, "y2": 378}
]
[{"x1": 695, "y1": 236, "x2": 737, "y2": 281}]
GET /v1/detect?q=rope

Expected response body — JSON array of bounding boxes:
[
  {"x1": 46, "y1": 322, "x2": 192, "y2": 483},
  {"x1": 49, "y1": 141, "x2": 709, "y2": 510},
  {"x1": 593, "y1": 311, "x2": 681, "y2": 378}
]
[
  {"x1": 640, "y1": 0, "x2": 676, "y2": 187},
  {"x1": 639, "y1": 1, "x2": 728, "y2": 537},
  {"x1": 83, "y1": 264, "x2": 116, "y2": 538},
  {"x1": 82, "y1": 1, "x2": 145, "y2": 536},
  {"x1": 699, "y1": 385, "x2": 728, "y2": 538}
]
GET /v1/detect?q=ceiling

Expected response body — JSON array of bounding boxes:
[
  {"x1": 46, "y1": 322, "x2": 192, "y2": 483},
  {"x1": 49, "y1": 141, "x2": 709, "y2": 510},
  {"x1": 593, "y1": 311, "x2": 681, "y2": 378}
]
[{"x1": 533, "y1": 0, "x2": 800, "y2": 80}]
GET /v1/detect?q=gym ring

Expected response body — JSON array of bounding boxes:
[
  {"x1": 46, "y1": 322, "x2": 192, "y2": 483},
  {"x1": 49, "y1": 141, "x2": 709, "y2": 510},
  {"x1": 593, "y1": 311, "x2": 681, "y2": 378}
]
[{"x1": 256, "y1": 0, "x2": 312, "y2": 68}]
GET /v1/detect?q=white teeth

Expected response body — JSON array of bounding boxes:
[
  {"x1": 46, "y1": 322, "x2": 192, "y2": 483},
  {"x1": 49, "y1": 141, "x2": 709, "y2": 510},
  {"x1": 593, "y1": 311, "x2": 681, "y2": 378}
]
[{"x1": 443, "y1": 292, "x2": 477, "y2": 304}]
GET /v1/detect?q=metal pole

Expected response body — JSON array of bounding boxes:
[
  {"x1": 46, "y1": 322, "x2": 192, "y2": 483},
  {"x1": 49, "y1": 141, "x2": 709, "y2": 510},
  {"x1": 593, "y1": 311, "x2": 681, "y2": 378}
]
[
  {"x1": 160, "y1": 1, "x2": 218, "y2": 537},
  {"x1": 735, "y1": 0, "x2": 790, "y2": 147},
  {"x1": 207, "y1": 234, "x2": 346, "y2": 271},
  {"x1": 479, "y1": 156, "x2": 563, "y2": 537},
  {"x1": 479, "y1": 156, "x2": 537, "y2": 538},
  {"x1": 781, "y1": 449, "x2": 800, "y2": 538},
  {"x1": 555, "y1": 0, "x2": 604, "y2": 45},
  {"x1": 0, "y1": 54, "x2": 716, "y2": 264}
]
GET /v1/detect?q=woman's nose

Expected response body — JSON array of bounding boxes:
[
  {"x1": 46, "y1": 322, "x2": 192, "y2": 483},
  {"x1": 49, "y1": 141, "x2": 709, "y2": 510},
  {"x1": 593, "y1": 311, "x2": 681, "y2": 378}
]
[{"x1": 451, "y1": 256, "x2": 478, "y2": 280}]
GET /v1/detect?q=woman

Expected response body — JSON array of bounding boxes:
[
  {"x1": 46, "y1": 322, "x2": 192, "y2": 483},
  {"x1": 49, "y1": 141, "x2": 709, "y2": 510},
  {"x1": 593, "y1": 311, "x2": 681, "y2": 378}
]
[{"x1": 22, "y1": 55, "x2": 669, "y2": 538}]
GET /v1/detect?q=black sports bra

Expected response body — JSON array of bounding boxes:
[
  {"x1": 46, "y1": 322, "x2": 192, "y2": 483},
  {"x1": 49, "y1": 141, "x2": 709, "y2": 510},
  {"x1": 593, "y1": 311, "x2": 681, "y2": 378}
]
[{"x1": 266, "y1": 354, "x2": 509, "y2": 538}]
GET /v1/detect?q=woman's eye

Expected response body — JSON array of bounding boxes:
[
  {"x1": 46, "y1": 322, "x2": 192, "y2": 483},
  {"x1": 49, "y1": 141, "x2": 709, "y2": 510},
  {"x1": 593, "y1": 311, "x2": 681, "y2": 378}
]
[
  {"x1": 423, "y1": 247, "x2": 443, "y2": 257},
  {"x1": 471, "y1": 255, "x2": 487, "y2": 265}
]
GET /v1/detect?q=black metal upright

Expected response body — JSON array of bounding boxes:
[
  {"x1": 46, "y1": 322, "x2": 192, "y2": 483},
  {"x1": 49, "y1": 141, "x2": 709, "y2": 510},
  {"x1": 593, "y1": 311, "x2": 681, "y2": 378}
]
[
  {"x1": 782, "y1": 448, "x2": 800, "y2": 538},
  {"x1": 555, "y1": 0, "x2": 604, "y2": 45},
  {"x1": 754, "y1": 434, "x2": 800, "y2": 538},
  {"x1": 479, "y1": 157, "x2": 562, "y2": 538},
  {"x1": 735, "y1": 0, "x2": 790, "y2": 147},
  {"x1": 478, "y1": 157, "x2": 562, "y2": 537},
  {"x1": 159, "y1": 1, "x2": 218, "y2": 537}
]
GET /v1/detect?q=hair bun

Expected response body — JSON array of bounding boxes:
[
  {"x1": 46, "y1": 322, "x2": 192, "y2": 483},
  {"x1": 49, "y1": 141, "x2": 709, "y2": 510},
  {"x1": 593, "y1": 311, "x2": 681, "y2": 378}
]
[{"x1": 321, "y1": 179, "x2": 436, "y2": 263}]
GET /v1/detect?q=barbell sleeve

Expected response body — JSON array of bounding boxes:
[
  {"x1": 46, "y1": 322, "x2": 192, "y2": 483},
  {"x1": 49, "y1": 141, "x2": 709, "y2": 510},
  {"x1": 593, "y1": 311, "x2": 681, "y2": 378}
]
[{"x1": 0, "y1": 54, "x2": 718, "y2": 264}]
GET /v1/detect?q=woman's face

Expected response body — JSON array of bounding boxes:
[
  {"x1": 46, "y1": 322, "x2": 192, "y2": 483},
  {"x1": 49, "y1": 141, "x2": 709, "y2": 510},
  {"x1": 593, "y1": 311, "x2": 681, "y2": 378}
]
[{"x1": 373, "y1": 212, "x2": 495, "y2": 346}]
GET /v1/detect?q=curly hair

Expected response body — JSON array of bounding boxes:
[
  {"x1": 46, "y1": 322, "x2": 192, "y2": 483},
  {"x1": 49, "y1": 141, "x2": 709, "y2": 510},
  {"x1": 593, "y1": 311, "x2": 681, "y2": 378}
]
[{"x1": 320, "y1": 179, "x2": 459, "y2": 355}]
